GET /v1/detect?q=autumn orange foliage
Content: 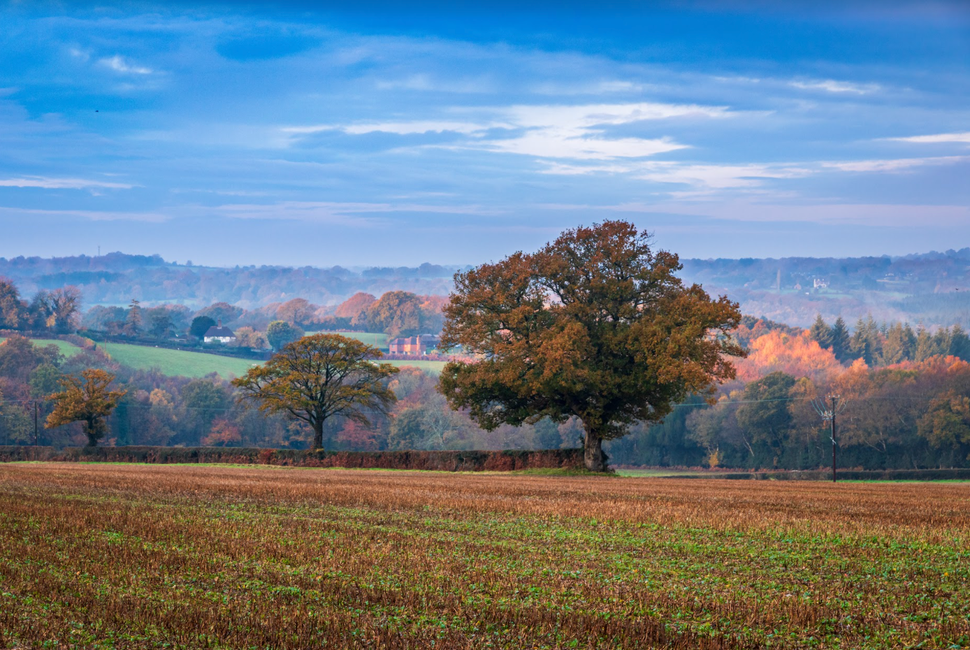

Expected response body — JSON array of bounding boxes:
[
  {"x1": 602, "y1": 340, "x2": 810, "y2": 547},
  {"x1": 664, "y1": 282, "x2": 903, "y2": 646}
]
[
  {"x1": 201, "y1": 419, "x2": 242, "y2": 447},
  {"x1": 735, "y1": 330, "x2": 841, "y2": 383}
]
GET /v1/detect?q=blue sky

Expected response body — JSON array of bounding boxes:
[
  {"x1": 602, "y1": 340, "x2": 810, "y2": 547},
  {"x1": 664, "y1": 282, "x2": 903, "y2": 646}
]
[{"x1": 1, "y1": 1, "x2": 968, "y2": 267}]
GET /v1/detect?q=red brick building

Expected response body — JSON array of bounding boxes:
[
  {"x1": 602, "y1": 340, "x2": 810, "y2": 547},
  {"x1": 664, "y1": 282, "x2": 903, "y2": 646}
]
[{"x1": 388, "y1": 334, "x2": 441, "y2": 355}]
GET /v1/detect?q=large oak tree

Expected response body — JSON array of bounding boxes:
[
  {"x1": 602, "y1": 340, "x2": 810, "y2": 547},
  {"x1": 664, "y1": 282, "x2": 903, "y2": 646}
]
[
  {"x1": 438, "y1": 221, "x2": 745, "y2": 472},
  {"x1": 232, "y1": 334, "x2": 398, "y2": 450}
]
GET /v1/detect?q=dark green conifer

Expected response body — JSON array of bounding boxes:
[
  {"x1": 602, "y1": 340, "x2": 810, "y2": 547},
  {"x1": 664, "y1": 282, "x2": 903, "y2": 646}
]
[
  {"x1": 948, "y1": 325, "x2": 970, "y2": 361},
  {"x1": 830, "y1": 316, "x2": 851, "y2": 363},
  {"x1": 809, "y1": 314, "x2": 832, "y2": 350},
  {"x1": 914, "y1": 326, "x2": 943, "y2": 361}
]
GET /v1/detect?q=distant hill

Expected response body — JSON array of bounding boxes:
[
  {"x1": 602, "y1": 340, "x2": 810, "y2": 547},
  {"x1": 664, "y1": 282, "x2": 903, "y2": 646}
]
[
  {"x1": 0, "y1": 253, "x2": 459, "y2": 310},
  {"x1": 679, "y1": 250, "x2": 970, "y2": 328},
  {"x1": 2, "y1": 250, "x2": 969, "y2": 328}
]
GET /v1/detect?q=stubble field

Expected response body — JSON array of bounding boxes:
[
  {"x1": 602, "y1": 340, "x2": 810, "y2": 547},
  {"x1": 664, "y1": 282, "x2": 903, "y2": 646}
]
[{"x1": 0, "y1": 464, "x2": 967, "y2": 649}]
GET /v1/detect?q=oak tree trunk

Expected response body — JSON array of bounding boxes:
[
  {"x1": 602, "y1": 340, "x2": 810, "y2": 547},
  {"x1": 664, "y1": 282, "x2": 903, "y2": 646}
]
[
  {"x1": 83, "y1": 417, "x2": 102, "y2": 447},
  {"x1": 312, "y1": 419, "x2": 324, "y2": 451},
  {"x1": 583, "y1": 430, "x2": 609, "y2": 472}
]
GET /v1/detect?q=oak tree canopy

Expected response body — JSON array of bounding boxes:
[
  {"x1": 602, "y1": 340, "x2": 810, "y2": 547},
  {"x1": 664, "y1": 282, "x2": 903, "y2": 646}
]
[
  {"x1": 232, "y1": 333, "x2": 398, "y2": 450},
  {"x1": 438, "y1": 221, "x2": 745, "y2": 472}
]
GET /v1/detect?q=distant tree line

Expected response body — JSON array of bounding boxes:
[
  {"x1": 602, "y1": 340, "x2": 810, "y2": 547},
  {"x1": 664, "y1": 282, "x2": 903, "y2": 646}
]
[
  {"x1": 5, "y1": 250, "x2": 970, "y2": 332},
  {"x1": 4, "y1": 323, "x2": 970, "y2": 469},
  {"x1": 807, "y1": 314, "x2": 970, "y2": 366},
  {"x1": 0, "y1": 334, "x2": 562, "y2": 452},
  {"x1": 0, "y1": 280, "x2": 81, "y2": 334},
  {"x1": 0, "y1": 253, "x2": 458, "y2": 307},
  {"x1": 682, "y1": 248, "x2": 970, "y2": 296},
  {"x1": 322, "y1": 291, "x2": 446, "y2": 337},
  {"x1": 607, "y1": 317, "x2": 970, "y2": 469},
  {"x1": 79, "y1": 292, "x2": 446, "y2": 345},
  {"x1": 1, "y1": 276, "x2": 449, "y2": 353},
  {"x1": 5, "y1": 270, "x2": 970, "y2": 470}
]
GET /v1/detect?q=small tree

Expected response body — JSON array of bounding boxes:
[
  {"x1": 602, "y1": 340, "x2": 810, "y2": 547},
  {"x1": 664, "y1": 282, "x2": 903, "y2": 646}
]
[
  {"x1": 735, "y1": 371, "x2": 796, "y2": 465},
  {"x1": 124, "y1": 298, "x2": 142, "y2": 336},
  {"x1": 335, "y1": 292, "x2": 377, "y2": 327},
  {"x1": 365, "y1": 291, "x2": 430, "y2": 338},
  {"x1": 830, "y1": 317, "x2": 851, "y2": 363},
  {"x1": 882, "y1": 322, "x2": 916, "y2": 364},
  {"x1": 234, "y1": 326, "x2": 268, "y2": 350},
  {"x1": 148, "y1": 308, "x2": 174, "y2": 339},
  {"x1": 189, "y1": 315, "x2": 216, "y2": 341},
  {"x1": 276, "y1": 298, "x2": 317, "y2": 328},
  {"x1": 809, "y1": 314, "x2": 832, "y2": 350},
  {"x1": 232, "y1": 334, "x2": 399, "y2": 449},
  {"x1": 181, "y1": 379, "x2": 230, "y2": 445},
  {"x1": 202, "y1": 419, "x2": 242, "y2": 447},
  {"x1": 33, "y1": 287, "x2": 82, "y2": 333},
  {"x1": 45, "y1": 369, "x2": 127, "y2": 447},
  {"x1": 266, "y1": 320, "x2": 304, "y2": 350},
  {"x1": 0, "y1": 279, "x2": 28, "y2": 329},
  {"x1": 195, "y1": 302, "x2": 243, "y2": 326},
  {"x1": 439, "y1": 220, "x2": 745, "y2": 472}
]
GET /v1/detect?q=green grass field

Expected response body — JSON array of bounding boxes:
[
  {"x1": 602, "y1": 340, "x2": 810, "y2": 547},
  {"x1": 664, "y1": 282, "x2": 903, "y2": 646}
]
[
  {"x1": 4, "y1": 336, "x2": 446, "y2": 379},
  {"x1": 0, "y1": 464, "x2": 967, "y2": 648},
  {"x1": 306, "y1": 331, "x2": 389, "y2": 349},
  {"x1": 337, "y1": 331, "x2": 389, "y2": 349},
  {"x1": 1, "y1": 337, "x2": 83, "y2": 358},
  {"x1": 382, "y1": 358, "x2": 447, "y2": 374},
  {"x1": 100, "y1": 342, "x2": 260, "y2": 379},
  {"x1": 615, "y1": 468, "x2": 714, "y2": 478},
  {"x1": 96, "y1": 341, "x2": 446, "y2": 378}
]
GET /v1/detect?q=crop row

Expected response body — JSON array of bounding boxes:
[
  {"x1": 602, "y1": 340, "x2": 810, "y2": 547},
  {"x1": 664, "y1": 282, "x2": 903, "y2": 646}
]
[{"x1": 0, "y1": 464, "x2": 967, "y2": 648}]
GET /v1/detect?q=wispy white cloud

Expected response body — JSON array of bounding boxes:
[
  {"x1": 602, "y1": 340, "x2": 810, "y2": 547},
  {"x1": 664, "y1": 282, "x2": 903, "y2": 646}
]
[
  {"x1": 68, "y1": 47, "x2": 90, "y2": 62},
  {"x1": 821, "y1": 156, "x2": 969, "y2": 172},
  {"x1": 650, "y1": 201, "x2": 970, "y2": 227},
  {"x1": 503, "y1": 102, "x2": 728, "y2": 128},
  {"x1": 545, "y1": 200, "x2": 970, "y2": 228},
  {"x1": 531, "y1": 80, "x2": 647, "y2": 95},
  {"x1": 285, "y1": 120, "x2": 501, "y2": 136},
  {"x1": 217, "y1": 200, "x2": 498, "y2": 225},
  {"x1": 537, "y1": 160, "x2": 811, "y2": 188},
  {"x1": 790, "y1": 79, "x2": 880, "y2": 94},
  {"x1": 291, "y1": 102, "x2": 726, "y2": 161},
  {"x1": 99, "y1": 55, "x2": 153, "y2": 75},
  {"x1": 634, "y1": 163, "x2": 812, "y2": 189},
  {"x1": 713, "y1": 75, "x2": 763, "y2": 84},
  {"x1": 0, "y1": 207, "x2": 166, "y2": 222},
  {"x1": 482, "y1": 133, "x2": 685, "y2": 160},
  {"x1": 0, "y1": 176, "x2": 133, "y2": 189},
  {"x1": 537, "y1": 155, "x2": 968, "y2": 192},
  {"x1": 886, "y1": 132, "x2": 970, "y2": 144},
  {"x1": 536, "y1": 161, "x2": 637, "y2": 176},
  {"x1": 463, "y1": 102, "x2": 722, "y2": 160},
  {"x1": 374, "y1": 74, "x2": 495, "y2": 94}
]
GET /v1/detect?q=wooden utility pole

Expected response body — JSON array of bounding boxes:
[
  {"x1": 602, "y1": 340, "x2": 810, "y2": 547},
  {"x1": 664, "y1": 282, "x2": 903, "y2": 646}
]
[
  {"x1": 812, "y1": 393, "x2": 847, "y2": 482},
  {"x1": 830, "y1": 395, "x2": 837, "y2": 483},
  {"x1": 34, "y1": 402, "x2": 39, "y2": 446}
]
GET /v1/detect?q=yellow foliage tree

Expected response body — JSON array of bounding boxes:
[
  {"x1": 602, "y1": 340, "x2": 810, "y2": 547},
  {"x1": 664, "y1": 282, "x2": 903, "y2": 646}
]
[{"x1": 45, "y1": 369, "x2": 127, "y2": 447}]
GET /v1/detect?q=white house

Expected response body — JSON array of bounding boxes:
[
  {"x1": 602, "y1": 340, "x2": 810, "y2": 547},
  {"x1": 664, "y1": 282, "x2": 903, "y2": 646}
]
[{"x1": 203, "y1": 322, "x2": 236, "y2": 344}]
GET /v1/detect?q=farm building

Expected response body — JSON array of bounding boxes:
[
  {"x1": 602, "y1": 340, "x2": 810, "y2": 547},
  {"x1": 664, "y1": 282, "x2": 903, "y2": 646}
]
[
  {"x1": 203, "y1": 322, "x2": 236, "y2": 344},
  {"x1": 388, "y1": 334, "x2": 440, "y2": 355}
]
